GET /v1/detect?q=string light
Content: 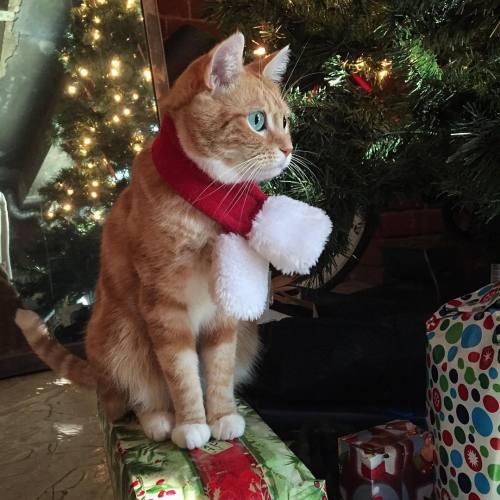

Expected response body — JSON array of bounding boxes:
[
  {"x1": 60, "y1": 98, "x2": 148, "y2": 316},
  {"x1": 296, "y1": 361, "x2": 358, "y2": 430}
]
[
  {"x1": 83, "y1": 136, "x2": 92, "y2": 145},
  {"x1": 126, "y1": 0, "x2": 136, "y2": 8},
  {"x1": 63, "y1": 203, "x2": 72, "y2": 212},
  {"x1": 112, "y1": 114, "x2": 121, "y2": 124},
  {"x1": 122, "y1": 107, "x2": 131, "y2": 116},
  {"x1": 92, "y1": 29, "x2": 101, "y2": 41},
  {"x1": 110, "y1": 58, "x2": 121, "y2": 78},
  {"x1": 93, "y1": 16, "x2": 101, "y2": 24},
  {"x1": 80, "y1": 147, "x2": 88, "y2": 156},
  {"x1": 89, "y1": 126, "x2": 96, "y2": 132},
  {"x1": 142, "y1": 68, "x2": 152, "y2": 82},
  {"x1": 62, "y1": 54, "x2": 69, "y2": 63},
  {"x1": 113, "y1": 93, "x2": 122, "y2": 102},
  {"x1": 90, "y1": 191, "x2": 98, "y2": 199},
  {"x1": 86, "y1": 161, "x2": 95, "y2": 168},
  {"x1": 79, "y1": 67, "x2": 89, "y2": 77},
  {"x1": 91, "y1": 180, "x2": 99, "y2": 187},
  {"x1": 47, "y1": 211, "x2": 55, "y2": 219},
  {"x1": 67, "y1": 188, "x2": 74, "y2": 195},
  {"x1": 97, "y1": 0, "x2": 107, "y2": 4},
  {"x1": 133, "y1": 143, "x2": 142, "y2": 152},
  {"x1": 93, "y1": 211, "x2": 102, "y2": 221},
  {"x1": 253, "y1": 46, "x2": 267, "y2": 56},
  {"x1": 132, "y1": 92, "x2": 139, "y2": 100},
  {"x1": 67, "y1": 84, "x2": 77, "y2": 95}
]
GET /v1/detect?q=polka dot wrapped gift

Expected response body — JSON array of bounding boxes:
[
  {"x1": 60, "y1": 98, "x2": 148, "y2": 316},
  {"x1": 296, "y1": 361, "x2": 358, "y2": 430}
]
[{"x1": 426, "y1": 282, "x2": 500, "y2": 499}]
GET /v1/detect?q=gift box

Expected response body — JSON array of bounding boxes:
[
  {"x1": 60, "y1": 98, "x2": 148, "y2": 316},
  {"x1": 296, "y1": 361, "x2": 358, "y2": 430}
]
[
  {"x1": 426, "y1": 282, "x2": 500, "y2": 499},
  {"x1": 101, "y1": 400, "x2": 327, "y2": 499},
  {"x1": 338, "y1": 420, "x2": 434, "y2": 500}
]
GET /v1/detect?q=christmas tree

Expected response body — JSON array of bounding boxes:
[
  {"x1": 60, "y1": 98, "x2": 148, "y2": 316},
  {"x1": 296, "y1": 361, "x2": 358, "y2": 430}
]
[
  {"x1": 18, "y1": 0, "x2": 157, "y2": 309},
  {"x1": 208, "y1": 0, "x2": 500, "y2": 278}
]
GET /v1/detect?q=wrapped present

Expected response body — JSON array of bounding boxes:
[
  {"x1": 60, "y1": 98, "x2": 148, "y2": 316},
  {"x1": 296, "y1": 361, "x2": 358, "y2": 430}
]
[
  {"x1": 426, "y1": 282, "x2": 500, "y2": 499},
  {"x1": 338, "y1": 420, "x2": 434, "y2": 500},
  {"x1": 101, "y1": 400, "x2": 327, "y2": 499}
]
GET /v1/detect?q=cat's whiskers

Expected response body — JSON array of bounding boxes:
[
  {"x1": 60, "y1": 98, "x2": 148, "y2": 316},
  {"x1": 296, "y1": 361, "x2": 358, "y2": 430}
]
[
  {"x1": 191, "y1": 157, "x2": 258, "y2": 204},
  {"x1": 222, "y1": 158, "x2": 263, "y2": 220},
  {"x1": 213, "y1": 159, "x2": 260, "y2": 216}
]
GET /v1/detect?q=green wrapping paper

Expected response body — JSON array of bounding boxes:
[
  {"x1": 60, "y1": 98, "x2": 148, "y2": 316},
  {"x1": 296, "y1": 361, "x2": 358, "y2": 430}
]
[{"x1": 101, "y1": 400, "x2": 327, "y2": 499}]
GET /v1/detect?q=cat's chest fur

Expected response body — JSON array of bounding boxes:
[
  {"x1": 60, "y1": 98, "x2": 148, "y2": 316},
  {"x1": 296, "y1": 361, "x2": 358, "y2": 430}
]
[{"x1": 185, "y1": 267, "x2": 217, "y2": 335}]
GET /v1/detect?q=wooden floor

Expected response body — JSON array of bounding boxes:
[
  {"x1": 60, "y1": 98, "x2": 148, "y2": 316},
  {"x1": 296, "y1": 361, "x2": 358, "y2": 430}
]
[{"x1": 0, "y1": 371, "x2": 114, "y2": 500}]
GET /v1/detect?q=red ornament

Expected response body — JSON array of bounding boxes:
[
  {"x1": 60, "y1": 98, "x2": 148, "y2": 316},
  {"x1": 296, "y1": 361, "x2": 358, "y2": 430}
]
[{"x1": 351, "y1": 74, "x2": 372, "y2": 93}]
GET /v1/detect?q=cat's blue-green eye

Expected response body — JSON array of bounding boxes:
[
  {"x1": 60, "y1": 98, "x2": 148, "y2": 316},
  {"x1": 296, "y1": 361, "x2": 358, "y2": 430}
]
[{"x1": 247, "y1": 111, "x2": 266, "y2": 132}]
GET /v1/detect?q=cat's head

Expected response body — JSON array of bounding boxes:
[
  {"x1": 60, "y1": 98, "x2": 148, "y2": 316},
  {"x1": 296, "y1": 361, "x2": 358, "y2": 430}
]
[{"x1": 165, "y1": 32, "x2": 292, "y2": 183}]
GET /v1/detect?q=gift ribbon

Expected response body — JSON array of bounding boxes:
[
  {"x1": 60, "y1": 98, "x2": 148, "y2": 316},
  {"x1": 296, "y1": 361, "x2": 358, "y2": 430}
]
[{"x1": 189, "y1": 439, "x2": 272, "y2": 499}]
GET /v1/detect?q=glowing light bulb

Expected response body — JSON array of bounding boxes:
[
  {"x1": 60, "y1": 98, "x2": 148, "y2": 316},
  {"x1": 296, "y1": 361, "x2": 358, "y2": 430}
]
[
  {"x1": 92, "y1": 29, "x2": 101, "y2": 41},
  {"x1": 93, "y1": 211, "x2": 102, "y2": 221},
  {"x1": 111, "y1": 58, "x2": 121, "y2": 68},
  {"x1": 132, "y1": 92, "x2": 139, "y2": 100},
  {"x1": 63, "y1": 203, "x2": 72, "y2": 212},
  {"x1": 253, "y1": 46, "x2": 266, "y2": 56},
  {"x1": 79, "y1": 67, "x2": 89, "y2": 77},
  {"x1": 89, "y1": 126, "x2": 96, "y2": 132},
  {"x1": 87, "y1": 161, "x2": 95, "y2": 168},
  {"x1": 91, "y1": 180, "x2": 99, "y2": 187},
  {"x1": 83, "y1": 136, "x2": 92, "y2": 145},
  {"x1": 142, "y1": 68, "x2": 152, "y2": 82},
  {"x1": 122, "y1": 107, "x2": 131, "y2": 116},
  {"x1": 67, "y1": 188, "x2": 74, "y2": 195},
  {"x1": 113, "y1": 93, "x2": 122, "y2": 102},
  {"x1": 62, "y1": 54, "x2": 69, "y2": 63},
  {"x1": 97, "y1": 0, "x2": 107, "y2": 4},
  {"x1": 110, "y1": 68, "x2": 119, "y2": 77},
  {"x1": 112, "y1": 115, "x2": 121, "y2": 124},
  {"x1": 126, "y1": 0, "x2": 136, "y2": 9},
  {"x1": 47, "y1": 211, "x2": 55, "y2": 219},
  {"x1": 80, "y1": 147, "x2": 88, "y2": 156},
  {"x1": 381, "y1": 59, "x2": 391, "y2": 68},
  {"x1": 93, "y1": 16, "x2": 101, "y2": 24},
  {"x1": 133, "y1": 143, "x2": 142, "y2": 152},
  {"x1": 90, "y1": 191, "x2": 98, "y2": 199},
  {"x1": 67, "y1": 85, "x2": 77, "y2": 95}
]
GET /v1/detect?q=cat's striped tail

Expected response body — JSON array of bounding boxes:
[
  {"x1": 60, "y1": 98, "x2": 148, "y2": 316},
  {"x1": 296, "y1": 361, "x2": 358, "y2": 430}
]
[{"x1": 15, "y1": 309, "x2": 96, "y2": 388}]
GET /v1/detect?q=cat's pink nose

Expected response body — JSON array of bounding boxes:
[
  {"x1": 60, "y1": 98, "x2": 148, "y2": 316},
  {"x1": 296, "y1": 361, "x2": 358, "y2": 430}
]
[{"x1": 280, "y1": 148, "x2": 292, "y2": 157}]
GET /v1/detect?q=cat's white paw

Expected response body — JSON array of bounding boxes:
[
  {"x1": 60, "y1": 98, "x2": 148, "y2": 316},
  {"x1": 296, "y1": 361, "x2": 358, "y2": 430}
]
[
  {"x1": 171, "y1": 423, "x2": 210, "y2": 450},
  {"x1": 138, "y1": 411, "x2": 174, "y2": 442},
  {"x1": 210, "y1": 413, "x2": 245, "y2": 441}
]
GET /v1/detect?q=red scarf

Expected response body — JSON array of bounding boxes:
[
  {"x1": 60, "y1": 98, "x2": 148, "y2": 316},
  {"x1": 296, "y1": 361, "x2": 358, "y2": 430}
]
[{"x1": 152, "y1": 117, "x2": 267, "y2": 236}]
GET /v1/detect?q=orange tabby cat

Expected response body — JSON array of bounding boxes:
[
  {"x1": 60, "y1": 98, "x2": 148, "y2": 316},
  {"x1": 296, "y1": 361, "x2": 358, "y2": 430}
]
[{"x1": 16, "y1": 32, "x2": 292, "y2": 449}]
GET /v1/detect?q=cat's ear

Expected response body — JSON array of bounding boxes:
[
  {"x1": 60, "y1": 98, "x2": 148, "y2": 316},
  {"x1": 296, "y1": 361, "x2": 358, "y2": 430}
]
[
  {"x1": 205, "y1": 32, "x2": 245, "y2": 90},
  {"x1": 247, "y1": 45, "x2": 291, "y2": 83}
]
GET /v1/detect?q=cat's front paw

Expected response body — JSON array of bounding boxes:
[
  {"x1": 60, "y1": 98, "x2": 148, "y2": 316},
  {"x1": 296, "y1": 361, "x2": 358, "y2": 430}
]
[
  {"x1": 210, "y1": 413, "x2": 245, "y2": 441},
  {"x1": 138, "y1": 410, "x2": 175, "y2": 442},
  {"x1": 171, "y1": 423, "x2": 210, "y2": 449}
]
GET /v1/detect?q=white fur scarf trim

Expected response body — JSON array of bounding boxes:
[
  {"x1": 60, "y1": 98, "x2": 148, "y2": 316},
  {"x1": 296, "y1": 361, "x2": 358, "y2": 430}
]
[{"x1": 213, "y1": 195, "x2": 332, "y2": 320}]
